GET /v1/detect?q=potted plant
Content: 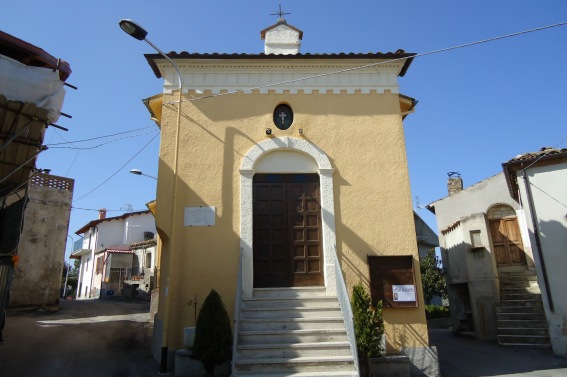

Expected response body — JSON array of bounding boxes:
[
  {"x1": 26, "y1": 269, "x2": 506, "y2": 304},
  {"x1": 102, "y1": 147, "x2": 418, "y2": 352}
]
[{"x1": 352, "y1": 283, "x2": 384, "y2": 377}]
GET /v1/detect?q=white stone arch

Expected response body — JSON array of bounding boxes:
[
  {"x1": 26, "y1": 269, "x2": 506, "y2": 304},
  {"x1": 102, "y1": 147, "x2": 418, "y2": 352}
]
[{"x1": 240, "y1": 137, "x2": 336, "y2": 297}]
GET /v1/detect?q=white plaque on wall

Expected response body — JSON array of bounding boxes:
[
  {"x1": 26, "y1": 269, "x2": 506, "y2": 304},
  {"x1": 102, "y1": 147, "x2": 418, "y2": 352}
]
[
  {"x1": 392, "y1": 285, "x2": 416, "y2": 302},
  {"x1": 184, "y1": 206, "x2": 215, "y2": 227}
]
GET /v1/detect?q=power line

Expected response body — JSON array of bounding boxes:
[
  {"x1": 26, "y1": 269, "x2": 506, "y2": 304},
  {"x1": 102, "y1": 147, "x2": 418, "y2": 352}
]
[
  {"x1": 164, "y1": 21, "x2": 567, "y2": 104},
  {"x1": 46, "y1": 126, "x2": 157, "y2": 146},
  {"x1": 48, "y1": 130, "x2": 159, "y2": 150},
  {"x1": 73, "y1": 133, "x2": 159, "y2": 202},
  {"x1": 519, "y1": 134, "x2": 567, "y2": 174}
]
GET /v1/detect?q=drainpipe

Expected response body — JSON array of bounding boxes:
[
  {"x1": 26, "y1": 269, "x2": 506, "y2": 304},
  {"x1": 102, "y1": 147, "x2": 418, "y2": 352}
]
[{"x1": 522, "y1": 171, "x2": 554, "y2": 312}]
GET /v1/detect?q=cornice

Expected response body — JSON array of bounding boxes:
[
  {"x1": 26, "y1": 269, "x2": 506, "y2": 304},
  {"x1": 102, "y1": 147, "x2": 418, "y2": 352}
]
[{"x1": 154, "y1": 59, "x2": 404, "y2": 95}]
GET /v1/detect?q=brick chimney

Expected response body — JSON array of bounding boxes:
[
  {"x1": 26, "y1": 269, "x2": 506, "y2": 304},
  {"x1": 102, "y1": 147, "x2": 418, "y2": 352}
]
[
  {"x1": 447, "y1": 172, "x2": 463, "y2": 196},
  {"x1": 98, "y1": 208, "x2": 107, "y2": 219}
]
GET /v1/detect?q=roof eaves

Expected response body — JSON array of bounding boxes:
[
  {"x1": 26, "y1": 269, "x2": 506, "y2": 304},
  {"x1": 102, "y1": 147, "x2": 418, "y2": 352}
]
[
  {"x1": 0, "y1": 30, "x2": 71, "y2": 81},
  {"x1": 144, "y1": 50, "x2": 416, "y2": 79},
  {"x1": 502, "y1": 147, "x2": 567, "y2": 201},
  {"x1": 75, "y1": 210, "x2": 151, "y2": 235}
]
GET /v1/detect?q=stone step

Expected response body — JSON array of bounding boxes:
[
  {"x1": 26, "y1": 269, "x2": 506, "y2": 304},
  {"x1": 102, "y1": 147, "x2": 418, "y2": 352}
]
[
  {"x1": 235, "y1": 372, "x2": 358, "y2": 377},
  {"x1": 234, "y1": 356, "x2": 356, "y2": 374},
  {"x1": 499, "y1": 281, "x2": 536, "y2": 289},
  {"x1": 241, "y1": 306, "x2": 342, "y2": 319},
  {"x1": 240, "y1": 317, "x2": 345, "y2": 331},
  {"x1": 497, "y1": 334, "x2": 551, "y2": 345},
  {"x1": 498, "y1": 299, "x2": 543, "y2": 307},
  {"x1": 497, "y1": 327, "x2": 549, "y2": 336},
  {"x1": 253, "y1": 287, "x2": 328, "y2": 299},
  {"x1": 236, "y1": 341, "x2": 352, "y2": 359},
  {"x1": 238, "y1": 329, "x2": 349, "y2": 345},
  {"x1": 497, "y1": 342, "x2": 552, "y2": 349},
  {"x1": 499, "y1": 273, "x2": 537, "y2": 281},
  {"x1": 497, "y1": 319, "x2": 548, "y2": 328},
  {"x1": 501, "y1": 286, "x2": 541, "y2": 294},
  {"x1": 496, "y1": 305, "x2": 545, "y2": 314},
  {"x1": 500, "y1": 292, "x2": 542, "y2": 301},
  {"x1": 496, "y1": 312, "x2": 547, "y2": 321},
  {"x1": 242, "y1": 297, "x2": 340, "y2": 310}
]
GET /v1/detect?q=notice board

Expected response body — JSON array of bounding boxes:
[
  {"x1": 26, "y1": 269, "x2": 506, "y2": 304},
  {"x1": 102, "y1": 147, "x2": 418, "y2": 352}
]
[{"x1": 368, "y1": 255, "x2": 417, "y2": 308}]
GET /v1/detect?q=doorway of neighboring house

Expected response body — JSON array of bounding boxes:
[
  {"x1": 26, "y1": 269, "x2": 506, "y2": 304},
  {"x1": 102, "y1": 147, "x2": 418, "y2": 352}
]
[
  {"x1": 253, "y1": 173, "x2": 323, "y2": 288},
  {"x1": 488, "y1": 205, "x2": 527, "y2": 268},
  {"x1": 108, "y1": 268, "x2": 128, "y2": 295}
]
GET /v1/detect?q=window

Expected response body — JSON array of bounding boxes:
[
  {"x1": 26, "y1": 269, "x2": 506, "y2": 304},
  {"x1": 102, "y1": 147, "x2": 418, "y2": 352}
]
[
  {"x1": 146, "y1": 253, "x2": 152, "y2": 269},
  {"x1": 85, "y1": 257, "x2": 90, "y2": 271},
  {"x1": 95, "y1": 256, "x2": 104, "y2": 275},
  {"x1": 470, "y1": 230, "x2": 482, "y2": 248}
]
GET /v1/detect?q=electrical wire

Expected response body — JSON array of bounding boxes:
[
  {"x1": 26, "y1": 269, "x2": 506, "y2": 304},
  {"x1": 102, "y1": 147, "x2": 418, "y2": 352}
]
[
  {"x1": 48, "y1": 130, "x2": 159, "y2": 150},
  {"x1": 518, "y1": 134, "x2": 567, "y2": 174},
  {"x1": 71, "y1": 206, "x2": 148, "y2": 212},
  {"x1": 71, "y1": 21, "x2": 567, "y2": 204},
  {"x1": 73, "y1": 133, "x2": 159, "y2": 202},
  {"x1": 46, "y1": 126, "x2": 157, "y2": 146},
  {"x1": 161, "y1": 21, "x2": 567, "y2": 104}
]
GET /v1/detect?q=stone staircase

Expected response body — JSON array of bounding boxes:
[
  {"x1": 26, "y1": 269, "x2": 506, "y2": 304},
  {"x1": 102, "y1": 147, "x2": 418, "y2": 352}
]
[
  {"x1": 496, "y1": 270, "x2": 551, "y2": 348},
  {"x1": 232, "y1": 287, "x2": 358, "y2": 377}
]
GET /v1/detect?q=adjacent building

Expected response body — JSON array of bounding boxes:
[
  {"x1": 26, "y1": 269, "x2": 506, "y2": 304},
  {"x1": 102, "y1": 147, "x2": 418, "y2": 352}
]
[
  {"x1": 71, "y1": 209, "x2": 157, "y2": 300},
  {"x1": 0, "y1": 30, "x2": 71, "y2": 337},
  {"x1": 503, "y1": 147, "x2": 567, "y2": 356},
  {"x1": 9, "y1": 173, "x2": 74, "y2": 308},
  {"x1": 427, "y1": 173, "x2": 538, "y2": 341}
]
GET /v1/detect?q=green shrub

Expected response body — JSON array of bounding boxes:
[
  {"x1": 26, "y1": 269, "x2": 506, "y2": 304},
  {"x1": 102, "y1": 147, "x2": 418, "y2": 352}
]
[
  {"x1": 352, "y1": 283, "x2": 384, "y2": 377},
  {"x1": 191, "y1": 289, "x2": 233, "y2": 376},
  {"x1": 425, "y1": 304, "x2": 451, "y2": 319}
]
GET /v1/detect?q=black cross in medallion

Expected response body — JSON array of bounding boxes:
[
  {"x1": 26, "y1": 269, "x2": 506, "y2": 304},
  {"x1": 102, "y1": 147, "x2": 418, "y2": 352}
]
[{"x1": 278, "y1": 111, "x2": 287, "y2": 126}]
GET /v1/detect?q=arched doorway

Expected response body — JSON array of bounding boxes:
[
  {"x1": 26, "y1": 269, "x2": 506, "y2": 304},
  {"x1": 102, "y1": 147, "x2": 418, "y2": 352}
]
[
  {"x1": 487, "y1": 205, "x2": 527, "y2": 267},
  {"x1": 239, "y1": 137, "x2": 336, "y2": 297}
]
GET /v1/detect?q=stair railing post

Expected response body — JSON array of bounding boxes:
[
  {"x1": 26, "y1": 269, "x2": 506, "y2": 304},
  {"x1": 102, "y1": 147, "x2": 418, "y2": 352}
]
[{"x1": 332, "y1": 244, "x2": 360, "y2": 375}]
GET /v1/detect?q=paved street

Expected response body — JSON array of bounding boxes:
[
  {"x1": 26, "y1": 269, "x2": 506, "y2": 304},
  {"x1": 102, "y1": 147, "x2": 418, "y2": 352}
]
[
  {"x1": 3, "y1": 300, "x2": 567, "y2": 377},
  {"x1": 0, "y1": 298, "x2": 158, "y2": 377},
  {"x1": 430, "y1": 329, "x2": 567, "y2": 377}
]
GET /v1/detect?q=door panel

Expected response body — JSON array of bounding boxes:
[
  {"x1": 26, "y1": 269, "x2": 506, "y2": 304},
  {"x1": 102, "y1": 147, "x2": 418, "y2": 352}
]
[
  {"x1": 489, "y1": 217, "x2": 527, "y2": 267},
  {"x1": 253, "y1": 174, "x2": 323, "y2": 288}
]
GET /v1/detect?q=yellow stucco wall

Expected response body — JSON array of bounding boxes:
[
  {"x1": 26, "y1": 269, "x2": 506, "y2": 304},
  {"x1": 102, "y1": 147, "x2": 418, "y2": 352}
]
[{"x1": 155, "y1": 89, "x2": 428, "y2": 353}]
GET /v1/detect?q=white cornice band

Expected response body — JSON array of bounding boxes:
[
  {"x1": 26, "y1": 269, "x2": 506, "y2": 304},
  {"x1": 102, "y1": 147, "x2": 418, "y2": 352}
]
[{"x1": 156, "y1": 60, "x2": 405, "y2": 95}]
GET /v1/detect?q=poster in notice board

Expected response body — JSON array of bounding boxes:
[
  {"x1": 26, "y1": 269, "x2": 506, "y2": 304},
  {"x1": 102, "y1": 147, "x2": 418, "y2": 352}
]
[{"x1": 368, "y1": 255, "x2": 418, "y2": 308}]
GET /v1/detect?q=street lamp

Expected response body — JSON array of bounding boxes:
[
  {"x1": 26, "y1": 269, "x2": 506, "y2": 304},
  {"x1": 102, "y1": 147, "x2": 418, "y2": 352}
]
[
  {"x1": 120, "y1": 19, "x2": 183, "y2": 374},
  {"x1": 129, "y1": 168, "x2": 157, "y2": 180}
]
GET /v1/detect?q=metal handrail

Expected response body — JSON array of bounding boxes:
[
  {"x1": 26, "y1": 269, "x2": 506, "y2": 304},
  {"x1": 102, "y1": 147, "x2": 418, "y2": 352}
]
[
  {"x1": 231, "y1": 248, "x2": 243, "y2": 376},
  {"x1": 333, "y1": 244, "x2": 360, "y2": 375}
]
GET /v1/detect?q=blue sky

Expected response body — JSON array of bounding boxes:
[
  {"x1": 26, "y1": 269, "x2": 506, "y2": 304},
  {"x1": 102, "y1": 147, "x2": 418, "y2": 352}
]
[{"x1": 2, "y1": 1, "x2": 566, "y2": 260}]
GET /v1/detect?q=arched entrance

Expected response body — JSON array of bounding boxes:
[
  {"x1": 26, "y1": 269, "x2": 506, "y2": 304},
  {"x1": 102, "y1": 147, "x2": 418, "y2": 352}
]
[
  {"x1": 239, "y1": 137, "x2": 336, "y2": 297},
  {"x1": 488, "y1": 204, "x2": 527, "y2": 267}
]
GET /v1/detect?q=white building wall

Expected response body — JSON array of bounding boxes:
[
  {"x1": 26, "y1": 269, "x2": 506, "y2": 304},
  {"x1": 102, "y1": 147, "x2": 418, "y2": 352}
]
[
  {"x1": 516, "y1": 162, "x2": 567, "y2": 356},
  {"x1": 123, "y1": 214, "x2": 156, "y2": 244},
  {"x1": 432, "y1": 173, "x2": 520, "y2": 229}
]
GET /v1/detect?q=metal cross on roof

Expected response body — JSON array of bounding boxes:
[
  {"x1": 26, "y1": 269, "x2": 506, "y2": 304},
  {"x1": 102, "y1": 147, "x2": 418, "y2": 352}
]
[{"x1": 271, "y1": 4, "x2": 291, "y2": 19}]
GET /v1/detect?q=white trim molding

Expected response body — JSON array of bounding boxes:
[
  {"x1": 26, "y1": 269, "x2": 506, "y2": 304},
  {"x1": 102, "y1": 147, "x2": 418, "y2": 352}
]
[
  {"x1": 239, "y1": 137, "x2": 337, "y2": 297},
  {"x1": 155, "y1": 59, "x2": 404, "y2": 95}
]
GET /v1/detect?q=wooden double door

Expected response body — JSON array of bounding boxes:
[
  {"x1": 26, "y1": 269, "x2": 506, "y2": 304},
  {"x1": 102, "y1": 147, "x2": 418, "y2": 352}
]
[
  {"x1": 489, "y1": 217, "x2": 527, "y2": 267},
  {"x1": 253, "y1": 174, "x2": 323, "y2": 288}
]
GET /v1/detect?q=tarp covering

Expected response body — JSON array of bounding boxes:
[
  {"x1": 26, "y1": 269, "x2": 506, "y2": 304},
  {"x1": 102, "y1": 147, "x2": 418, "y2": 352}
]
[{"x1": 0, "y1": 54, "x2": 66, "y2": 123}]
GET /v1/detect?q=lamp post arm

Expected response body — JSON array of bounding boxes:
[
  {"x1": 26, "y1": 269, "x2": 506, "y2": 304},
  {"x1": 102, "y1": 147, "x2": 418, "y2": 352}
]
[{"x1": 143, "y1": 38, "x2": 183, "y2": 91}]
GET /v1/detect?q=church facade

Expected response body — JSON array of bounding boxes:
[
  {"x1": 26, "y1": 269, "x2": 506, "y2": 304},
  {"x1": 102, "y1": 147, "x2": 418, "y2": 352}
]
[{"x1": 142, "y1": 16, "x2": 433, "y2": 375}]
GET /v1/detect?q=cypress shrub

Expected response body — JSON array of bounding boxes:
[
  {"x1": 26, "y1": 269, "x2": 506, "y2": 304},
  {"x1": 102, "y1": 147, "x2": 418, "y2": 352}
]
[
  {"x1": 352, "y1": 283, "x2": 384, "y2": 377},
  {"x1": 191, "y1": 289, "x2": 233, "y2": 376}
]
